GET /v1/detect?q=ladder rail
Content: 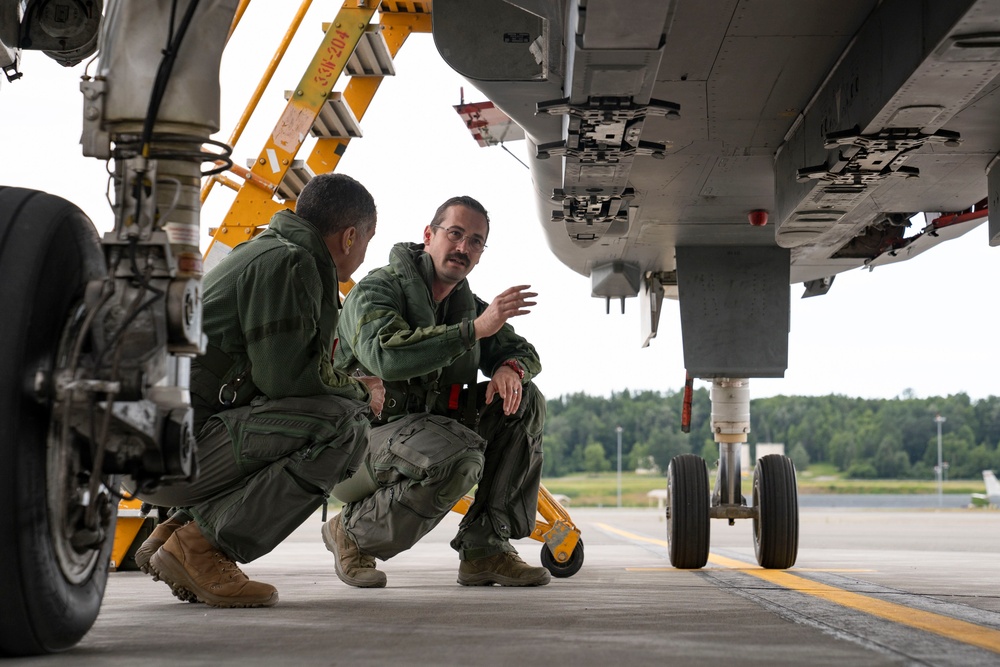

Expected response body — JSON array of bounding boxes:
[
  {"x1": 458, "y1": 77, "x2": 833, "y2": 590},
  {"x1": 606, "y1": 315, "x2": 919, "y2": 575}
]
[
  {"x1": 202, "y1": 2, "x2": 432, "y2": 270},
  {"x1": 203, "y1": 0, "x2": 383, "y2": 265},
  {"x1": 201, "y1": 0, "x2": 314, "y2": 206}
]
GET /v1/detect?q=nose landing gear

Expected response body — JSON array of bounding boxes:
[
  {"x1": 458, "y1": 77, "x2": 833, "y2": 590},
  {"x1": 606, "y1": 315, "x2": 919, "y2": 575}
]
[{"x1": 665, "y1": 378, "x2": 799, "y2": 570}]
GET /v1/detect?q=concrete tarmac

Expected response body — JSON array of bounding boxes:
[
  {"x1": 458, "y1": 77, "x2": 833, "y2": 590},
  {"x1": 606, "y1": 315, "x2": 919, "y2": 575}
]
[{"x1": 10, "y1": 506, "x2": 1000, "y2": 666}]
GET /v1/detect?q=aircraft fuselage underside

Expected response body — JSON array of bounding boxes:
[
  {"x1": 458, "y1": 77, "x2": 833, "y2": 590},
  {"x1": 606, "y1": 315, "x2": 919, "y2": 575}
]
[
  {"x1": 433, "y1": 0, "x2": 1000, "y2": 569},
  {"x1": 435, "y1": 0, "x2": 1000, "y2": 343}
]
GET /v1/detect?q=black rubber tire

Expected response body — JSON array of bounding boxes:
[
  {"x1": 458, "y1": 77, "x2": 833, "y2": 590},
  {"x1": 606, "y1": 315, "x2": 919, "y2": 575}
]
[
  {"x1": 0, "y1": 187, "x2": 114, "y2": 656},
  {"x1": 666, "y1": 454, "x2": 710, "y2": 569},
  {"x1": 753, "y1": 454, "x2": 799, "y2": 569},
  {"x1": 540, "y1": 539, "x2": 584, "y2": 578}
]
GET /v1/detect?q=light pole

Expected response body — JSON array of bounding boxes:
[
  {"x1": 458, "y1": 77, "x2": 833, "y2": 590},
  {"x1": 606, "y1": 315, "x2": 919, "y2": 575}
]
[
  {"x1": 616, "y1": 426, "x2": 623, "y2": 509},
  {"x1": 935, "y1": 414, "x2": 946, "y2": 507}
]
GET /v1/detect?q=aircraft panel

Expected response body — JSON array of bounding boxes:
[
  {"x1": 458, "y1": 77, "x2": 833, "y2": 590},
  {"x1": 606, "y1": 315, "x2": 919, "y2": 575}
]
[
  {"x1": 706, "y1": 36, "x2": 851, "y2": 148},
  {"x1": 932, "y1": 85, "x2": 1000, "y2": 152},
  {"x1": 723, "y1": 0, "x2": 877, "y2": 38},
  {"x1": 640, "y1": 82, "x2": 707, "y2": 147},
  {"x1": 698, "y1": 156, "x2": 773, "y2": 201},
  {"x1": 871, "y1": 154, "x2": 990, "y2": 214},
  {"x1": 654, "y1": 0, "x2": 739, "y2": 83}
]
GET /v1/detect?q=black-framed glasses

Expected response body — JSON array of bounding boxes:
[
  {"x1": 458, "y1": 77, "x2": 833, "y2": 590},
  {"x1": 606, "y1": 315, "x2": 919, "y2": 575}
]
[{"x1": 430, "y1": 224, "x2": 487, "y2": 253}]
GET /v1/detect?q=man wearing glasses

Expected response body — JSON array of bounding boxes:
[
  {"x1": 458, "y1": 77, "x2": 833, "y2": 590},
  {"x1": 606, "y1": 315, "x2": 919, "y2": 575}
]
[{"x1": 328, "y1": 195, "x2": 549, "y2": 587}]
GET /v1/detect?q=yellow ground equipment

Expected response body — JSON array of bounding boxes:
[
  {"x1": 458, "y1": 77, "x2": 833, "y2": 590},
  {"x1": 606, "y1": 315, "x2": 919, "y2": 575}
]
[
  {"x1": 110, "y1": 497, "x2": 153, "y2": 571},
  {"x1": 451, "y1": 484, "x2": 584, "y2": 578}
]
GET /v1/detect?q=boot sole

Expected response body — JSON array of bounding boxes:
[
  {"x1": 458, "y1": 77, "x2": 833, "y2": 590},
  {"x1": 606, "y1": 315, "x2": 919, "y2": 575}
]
[
  {"x1": 146, "y1": 550, "x2": 200, "y2": 604},
  {"x1": 148, "y1": 550, "x2": 278, "y2": 608},
  {"x1": 457, "y1": 571, "x2": 551, "y2": 587},
  {"x1": 321, "y1": 520, "x2": 386, "y2": 588}
]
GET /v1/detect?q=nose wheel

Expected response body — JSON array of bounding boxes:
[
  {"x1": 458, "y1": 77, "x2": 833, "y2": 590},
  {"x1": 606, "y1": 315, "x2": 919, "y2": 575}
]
[
  {"x1": 0, "y1": 188, "x2": 117, "y2": 656},
  {"x1": 753, "y1": 454, "x2": 799, "y2": 569},
  {"x1": 666, "y1": 454, "x2": 710, "y2": 569}
]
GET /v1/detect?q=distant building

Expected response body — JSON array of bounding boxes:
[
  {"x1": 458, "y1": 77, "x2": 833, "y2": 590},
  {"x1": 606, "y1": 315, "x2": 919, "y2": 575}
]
[
  {"x1": 756, "y1": 443, "x2": 786, "y2": 462},
  {"x1": 741, "y1": 443, "x2": 786, "y2": 469},
  {"x1": 635, "y1": 455, "x2": 661, "y2": 475}
]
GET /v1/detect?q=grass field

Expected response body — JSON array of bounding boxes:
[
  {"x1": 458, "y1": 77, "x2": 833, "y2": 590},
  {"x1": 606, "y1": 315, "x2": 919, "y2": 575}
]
[{"x1": 540, "y1": 470, "x2": 983, "y2": 508}]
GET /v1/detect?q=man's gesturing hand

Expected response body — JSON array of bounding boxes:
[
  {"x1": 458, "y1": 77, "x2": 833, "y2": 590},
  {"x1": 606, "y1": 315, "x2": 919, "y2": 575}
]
[{"x1": 474, "y1": 285, "x2": 537, "y2": 339}]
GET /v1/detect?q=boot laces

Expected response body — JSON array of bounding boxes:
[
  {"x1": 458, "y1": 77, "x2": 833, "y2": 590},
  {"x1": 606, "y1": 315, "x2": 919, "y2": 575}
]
[
  {"x1": 504, "y1": 552, "x2": 526, "y2": 565},
  {"x1": 214, "y1": 551, "x2": 248, "y2": 581}
]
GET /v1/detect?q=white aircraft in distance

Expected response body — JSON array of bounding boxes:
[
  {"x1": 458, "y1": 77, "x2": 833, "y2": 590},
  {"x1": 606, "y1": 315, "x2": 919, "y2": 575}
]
[
  {"x1": 970, "y1": 471, "x2": 1000, "y2": 508},
  {"x1": 3, "y1": 0, "x2": 1000, "y2": 656}
]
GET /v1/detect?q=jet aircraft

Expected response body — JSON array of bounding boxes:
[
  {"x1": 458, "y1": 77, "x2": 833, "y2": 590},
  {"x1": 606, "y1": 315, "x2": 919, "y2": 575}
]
[
  {"x1": 434, "y1": 0, "x2": 1000, "y2": 572},
  {"x1": 2, "y1": 0, "x2": 1000, "y2": 657},
  {"x1": 970, "y1": 470, "x2": 1000, "y2": 508}
]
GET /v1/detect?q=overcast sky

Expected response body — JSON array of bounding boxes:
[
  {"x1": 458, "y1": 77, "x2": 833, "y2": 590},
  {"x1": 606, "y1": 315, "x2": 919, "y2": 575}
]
[{"x1": 3, "y1": 6, "x2": 998, "y2": 404}]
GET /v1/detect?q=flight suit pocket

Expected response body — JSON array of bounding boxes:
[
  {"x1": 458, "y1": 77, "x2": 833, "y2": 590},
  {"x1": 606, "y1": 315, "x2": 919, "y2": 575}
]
[
  {"x1": 373, "y1": 413, "x2": 485, "y2": 482},
  {"x1": 220, "y1": 395, "x2": 369, "y2": 473}
]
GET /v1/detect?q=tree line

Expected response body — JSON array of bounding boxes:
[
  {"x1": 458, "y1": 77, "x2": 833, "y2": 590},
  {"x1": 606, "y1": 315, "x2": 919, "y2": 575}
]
[{"x1": 542, "y1": 389, "x2": 1000, "y2": 480}]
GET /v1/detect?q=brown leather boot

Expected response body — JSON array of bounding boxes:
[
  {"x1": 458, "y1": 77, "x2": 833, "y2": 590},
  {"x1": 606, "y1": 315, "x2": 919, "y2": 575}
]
[
  {"x1": 135, "y1": 515, "x2": 186, "y2": 574},
  {"x1": 148, "y1": 522, "x2": 278, "y2": 608},
  {"x1": 321, "y1": 513, "x2": 386, "y2": 588},
  {"x1": 458, "y1": 551, "x2": 551, "y2": 587}
]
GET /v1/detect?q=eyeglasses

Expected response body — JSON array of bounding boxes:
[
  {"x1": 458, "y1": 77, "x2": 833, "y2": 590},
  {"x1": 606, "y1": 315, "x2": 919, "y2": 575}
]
[{"x1": 430, "y1": 224, "x2": 487, "y2": 253}]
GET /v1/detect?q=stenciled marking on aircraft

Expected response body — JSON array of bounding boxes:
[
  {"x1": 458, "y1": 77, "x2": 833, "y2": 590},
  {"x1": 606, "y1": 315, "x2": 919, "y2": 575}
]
[{"x1": 594, "y1": 522, "x2": 1000, "y2": 655}]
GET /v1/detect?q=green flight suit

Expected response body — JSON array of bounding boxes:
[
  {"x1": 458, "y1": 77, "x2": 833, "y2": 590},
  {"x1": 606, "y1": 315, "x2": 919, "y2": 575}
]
[
  {"x1": 142, "y1": 210, "x2": 371, "y2": 563},
  {"x1": 335, "y1": 242, "x2": 545, "y2": 561}
]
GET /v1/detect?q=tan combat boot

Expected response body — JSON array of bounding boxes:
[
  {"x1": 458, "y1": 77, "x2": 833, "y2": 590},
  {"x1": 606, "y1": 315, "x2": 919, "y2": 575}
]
[
  {"x1": 321, "y1": 513, "x2": 386, "y2": 588},
  {"x1": 148, "y1": 522, "x2": 278, "y2": 608},
  {"x1": 134, "y1": 515, "x2": 186, "y2": 573},
  {"x1": 458, "y1": 551, "x2": 551, "y2": 587}
]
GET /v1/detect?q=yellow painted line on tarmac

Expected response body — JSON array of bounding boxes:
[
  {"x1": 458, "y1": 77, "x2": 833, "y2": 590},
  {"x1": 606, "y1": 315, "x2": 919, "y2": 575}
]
[
  {"x1": 596, "y1": 522, "x2": 1000, "y2": 654},
  {"x1": 625, "y1": 567, "x2": 873, "y2": 573}
]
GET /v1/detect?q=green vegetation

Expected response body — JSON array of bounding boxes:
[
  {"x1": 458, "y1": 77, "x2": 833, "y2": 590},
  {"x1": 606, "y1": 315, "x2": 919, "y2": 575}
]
[
  {"x1": 542, "y1": 389, "x2": 1000, "y2": 485},
  {"x1": 542, "y1": 473, "x2": 667, "y2": 507},
  {"x1": 541, "y1": 471, "x2": 982, "y2": 508}
]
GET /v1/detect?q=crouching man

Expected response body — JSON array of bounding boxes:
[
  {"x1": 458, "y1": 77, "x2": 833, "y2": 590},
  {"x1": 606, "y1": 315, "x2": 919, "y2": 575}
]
[
  {"x1": 327, "y1": 195, "x2": 548, "y2": 587},
  {"x1": 137, "y1": 173, "x2": 384, "y2": 607}
]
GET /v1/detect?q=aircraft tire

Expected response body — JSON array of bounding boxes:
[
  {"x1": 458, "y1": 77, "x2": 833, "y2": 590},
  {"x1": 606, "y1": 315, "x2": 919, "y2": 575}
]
[
  {"x1": 752, "y1": 454, "x2": 799, "y2": 569},
  {"x1": 666, "y1": 454, "x2": 710, "y2": 569},
  {"x1": 0, "y1": 187, "x2": 115, "y2": 656},
  {"x1": 540, "y1": 539, "x2": 584, "y2": 578}
]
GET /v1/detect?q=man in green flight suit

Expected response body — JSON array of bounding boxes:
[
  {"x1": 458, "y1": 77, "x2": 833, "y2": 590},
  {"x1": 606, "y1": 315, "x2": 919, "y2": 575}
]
[
  {"x1": 328, "y1": 195, "x2": 549, "y2": 587},
  {"x1": 138, "y1": 173, "x2": 385, "y2": 607}
]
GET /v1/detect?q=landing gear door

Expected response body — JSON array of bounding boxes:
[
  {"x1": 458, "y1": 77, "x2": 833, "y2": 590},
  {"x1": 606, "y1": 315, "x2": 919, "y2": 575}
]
[{"x1": 676, "y1": 246, "x2": 790, "y2": 378}]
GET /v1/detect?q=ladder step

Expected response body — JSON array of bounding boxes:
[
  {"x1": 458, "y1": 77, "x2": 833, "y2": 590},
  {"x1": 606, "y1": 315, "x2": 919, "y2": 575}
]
[
  {"x1": 346, "y1": 26, "x2": 396, "y2": 77},
  {"x1": 283, "y1": 90, "x2": 363, "y2": 139},
  {"x1": 315, "y1": 92, "x2": 364, "y2": 138},
  {"x1": 379, "y1": 1, "x2": 430, "y2": 13},
  {"x1": 276, "y1": 160, "x2": 315, "y2": 202}
]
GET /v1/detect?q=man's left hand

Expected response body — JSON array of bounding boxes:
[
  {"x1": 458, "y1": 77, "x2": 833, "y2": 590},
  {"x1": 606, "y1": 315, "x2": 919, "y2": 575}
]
[
  {"x1": 486, "y1": 365, "x2": 522, "y2": 416},
  {"x1": 356, "y1": 375, "x2": 386, "y2": 418}
]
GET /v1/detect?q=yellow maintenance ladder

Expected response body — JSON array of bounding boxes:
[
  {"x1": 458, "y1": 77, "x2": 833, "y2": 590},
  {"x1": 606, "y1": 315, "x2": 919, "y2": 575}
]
[{"x1": 113, "y1": 0, "x2": 582, "y2": 577}]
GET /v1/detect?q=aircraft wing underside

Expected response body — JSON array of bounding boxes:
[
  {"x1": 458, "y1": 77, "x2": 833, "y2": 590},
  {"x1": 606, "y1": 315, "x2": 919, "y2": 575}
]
[{"x1": 434, "y1": 0, "x2": 1000, "y2": 376}]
